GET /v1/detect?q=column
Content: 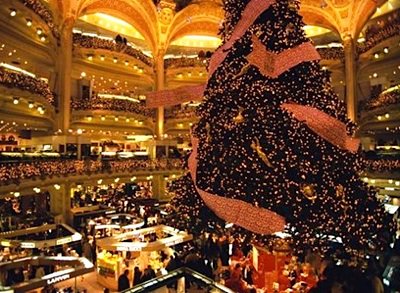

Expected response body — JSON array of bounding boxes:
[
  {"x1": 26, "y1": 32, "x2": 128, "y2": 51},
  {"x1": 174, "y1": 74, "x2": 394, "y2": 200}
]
[
  {"x1": 152, "y1": 174, "x2": 167, "y2": 201},
  {"x1": 49, "y1": 183, "x2": 72, "y2": 224},
  {"x1": 155, "y1": 52, "x2": 165, "y2": 139},
  {"x1": 343, "y1": 35, "x2": 357, "y2": 122},
  {"x1": 55, "y1": 18, "x2": 74, "y2": 133}
]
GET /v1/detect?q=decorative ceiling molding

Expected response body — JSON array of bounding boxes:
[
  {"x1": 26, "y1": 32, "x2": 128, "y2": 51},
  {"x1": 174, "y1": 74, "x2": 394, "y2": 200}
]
[{"x1": 78, "y1": 0, "x2": 158, "y2": 52}]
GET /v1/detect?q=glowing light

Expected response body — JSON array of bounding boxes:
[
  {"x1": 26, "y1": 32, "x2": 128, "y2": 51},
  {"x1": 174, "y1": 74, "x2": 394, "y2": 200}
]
[
  {"x1": 303, "y1": 25, "x2": 331, "y2": 37},
  {"x1": 13, "y1": 98, "x2": 19, "y2": 105},
  {"x1": 171, "y1": 35, "x2": 222, "y2": 48},
  {"x1": 26, "y1": 19, "x2": 32, "y2": 27},
  {"x1": 10, "y1": 9, "x2": 16, "y2": 17},
  {"x1": 0, "y1": 63, "x2": 36, "y2": 77},
  {"x1": 79, "y1": 13, "x2": 144, "y2": 39}
]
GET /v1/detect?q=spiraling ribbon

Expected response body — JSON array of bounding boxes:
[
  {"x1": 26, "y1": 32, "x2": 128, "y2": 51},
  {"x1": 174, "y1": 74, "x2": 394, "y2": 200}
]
[
  {"x1": 281, "y1": 103, "x2": 360, "y2": 153},
  {"x1": 188, "y1": 136, "x2": 286, "y2": 234}
]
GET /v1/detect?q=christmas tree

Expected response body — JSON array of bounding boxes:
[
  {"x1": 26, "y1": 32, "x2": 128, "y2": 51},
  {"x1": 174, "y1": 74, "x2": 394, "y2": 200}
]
[{"x1": 167, "y1": 0, "x2": 395, "y2": 260}]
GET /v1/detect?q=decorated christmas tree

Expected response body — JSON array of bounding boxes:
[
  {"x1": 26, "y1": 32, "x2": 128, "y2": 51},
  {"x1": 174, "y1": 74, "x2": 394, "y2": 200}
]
[{"x1": 167, "y1": 0, "x2": 395, "y2": 260}]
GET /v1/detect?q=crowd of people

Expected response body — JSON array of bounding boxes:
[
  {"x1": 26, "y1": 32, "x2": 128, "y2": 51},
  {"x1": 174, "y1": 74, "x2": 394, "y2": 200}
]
[
  {"x1": 363, "y1": 87, "x2": 400, "y2": 111},
  {"x1": 71, "y1": 95, "x2": 155, "y2": 118},
  {"x1": 366, "y1": 159, "x2": 400, "y2": 172},
  {"x1": 0, "y1": 158, "x2": 182, "y2": 185},
  {"x1": 358, "y1": 10, "x2": 400, "y2": 54},
  {"x1": 0, "y1": 67, "x2": 55, "y2": 105},
  {"x1": 18, "y1": 0, "x2": 60, "y2": 39},
  {"x1": 72, "y1": 33, "x2": 153, "y2": 67}
]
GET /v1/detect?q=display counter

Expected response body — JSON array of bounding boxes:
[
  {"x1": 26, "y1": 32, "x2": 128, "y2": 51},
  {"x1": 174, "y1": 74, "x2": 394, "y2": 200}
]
[
  {"x1": 71, "y1": 205, "x2": 116, "y2": 228},
  {"x1": 0, "y1": 224, "x2": 82, "y2": 249},
  {"x1": 89, "y1": 214, "x2": 145, "y2": 238},
  {"x1": 0, "y1": 256, "x2": 93, "y2": 293},
  {"x1": 96, "y1": 225, "x2": 192, "y2": 290}
]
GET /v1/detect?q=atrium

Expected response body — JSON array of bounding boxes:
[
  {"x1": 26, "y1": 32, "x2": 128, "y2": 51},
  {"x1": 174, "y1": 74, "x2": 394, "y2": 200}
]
[{"x1": 0, "y1": 0, "x2": 399, "y2": 292}]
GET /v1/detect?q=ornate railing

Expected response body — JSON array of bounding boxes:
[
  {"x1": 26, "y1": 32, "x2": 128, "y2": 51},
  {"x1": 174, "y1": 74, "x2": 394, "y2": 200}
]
[
  {"x1": 362, "y1": 87, "x2": 400, "y2": 111},
  {"x1": 165, "y1": 57, "x2": 209, "y2": 69},
  {"x1": 73, "y1": 34, "x2": 153, "y2": 67},
  {"x1": 18, "y1": 0, "x2": 60, "y2": 39},
  {"x1": 0, "y1": 159, "x2": 183, "y2": 186},
  {"x1": 165, "y1": 106, "x2": 197, "y2": 120},
  {"x1": 365, "y1": 159, "x2": 400, "y2": 173},
  {"x1": 0, "y1": 67, "x2": 55, "y2": 105},
  {"x1": 71, "y1": 96, "x2": 155, "y2": 118},
  {"x1": 358, "y1": 11, "x2": 400, "y2": 54}
]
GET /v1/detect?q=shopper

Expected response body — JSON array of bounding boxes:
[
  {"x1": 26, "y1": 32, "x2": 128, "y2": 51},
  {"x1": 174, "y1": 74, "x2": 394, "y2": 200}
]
[
  {"x1": 118, "y1": 270, "x2": 130, "y2": 292},
  {"x1": 133, "y1": 267, "x2": 142, "y2": 286}
]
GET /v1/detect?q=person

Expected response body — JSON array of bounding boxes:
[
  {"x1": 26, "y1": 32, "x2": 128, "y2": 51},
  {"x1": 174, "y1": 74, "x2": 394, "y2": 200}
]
[
  {"x1": 133, "y1": 267, "x2": 142, "y2": 286},
  {"x1": 115, "y1": 34, "x2": 123, "y2": 44},
  {"x1": 224, "y1": 270, "x2": 248, "y2": 293},
  {"x1": 140, "y1": 265, "x2": 156, "y2": 283},
  {"x1": 219, "y1": 236, "x2": 230, "y2": 266},
  {"x1": 118, "y1": 270, "x2": 130, "y2": 292}
]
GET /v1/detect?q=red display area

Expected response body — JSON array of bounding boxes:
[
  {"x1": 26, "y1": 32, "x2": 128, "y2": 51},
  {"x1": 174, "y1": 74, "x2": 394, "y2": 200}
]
[{"x1": 252, "y1": 245, "x2": 291, "y2": 291}]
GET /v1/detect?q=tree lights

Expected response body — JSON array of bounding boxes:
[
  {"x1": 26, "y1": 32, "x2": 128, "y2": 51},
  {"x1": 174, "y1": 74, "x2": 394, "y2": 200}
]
[{"x1": 167, "y1": 0, "x2": 395, "y2": 262}]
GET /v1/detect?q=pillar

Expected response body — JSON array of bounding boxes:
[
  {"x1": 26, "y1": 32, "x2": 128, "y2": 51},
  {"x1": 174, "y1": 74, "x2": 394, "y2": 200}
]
[
  {"x1": 343, "y1": 35, "x2": 357, "y2": 122},
  {"x1": 49, "y1": 183, "x2": 72, "y2": 224},
  {"x1": 55, "y1": 18, "x2": 74, "y2": 133},
  {"x1": 152, "y1": 174, "x2": 167, "y2": 201},
  {"x1": 155, "y1": 52, "x2": 165, "y2": 139}
]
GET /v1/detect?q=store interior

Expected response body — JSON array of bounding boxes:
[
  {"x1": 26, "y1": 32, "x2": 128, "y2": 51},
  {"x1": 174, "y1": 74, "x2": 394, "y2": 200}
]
[{"x1": 0, "y1": 0, "x2": 400, "y2": 292}]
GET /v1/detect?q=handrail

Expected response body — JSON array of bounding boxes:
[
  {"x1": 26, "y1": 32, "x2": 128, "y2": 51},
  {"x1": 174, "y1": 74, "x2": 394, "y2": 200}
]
[{"x1": 124, "y1": 267, "x2": 235, "y2": 293}]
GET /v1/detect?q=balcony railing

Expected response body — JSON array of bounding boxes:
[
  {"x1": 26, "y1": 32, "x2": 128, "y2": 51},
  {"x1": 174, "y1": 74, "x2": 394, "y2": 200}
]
[
  {"x1": 0, "y1": 159, "x2": 183, "y2": 186},
  {"x1": 358, "y1": 10, "x2": 400, "y2": 54},
  {"x1": 0, "y1": 67, "x2": 55, "y2": 106},
  {"x1": 17, "y1": 0, "x2": 60, "y2": 39},
  {"x1": 362, "y1": 87, "x2": 400, "y2": 111},
  {"x1": 71, "y1": 96, "x2": 155, "y2": 118},
  {"x1": 365, "y1": 159, "x2": 400, "y2": 173},
  {"x1": 73, "y1": 34, "x2": 153, "y2": 67}
]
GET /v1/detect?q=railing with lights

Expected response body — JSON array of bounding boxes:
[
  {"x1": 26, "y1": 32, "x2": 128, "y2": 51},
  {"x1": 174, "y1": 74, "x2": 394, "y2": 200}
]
[
  {"x1": 0, "y1": 66, "x2": 55, "y2": 106},
  {"x1": 0, "y1": 159, "x2": 183, "y2": 186},
  {"x1": 73, "y1": 33, "x2": 153, "y2": 67},
  {"x1": 365, "y1": 159, "x2": 400, "y2": 173},
  {"x1": 17, "y1": 0, "x2": 60, "y2": 39},
  {"x1": 316, "y1": 47, "x2": 344, "y2": 61},
  {"x1": 362, "y1": 85, "x2": 400, "y2": 111},
  {"x1": 358, "y1": 10, "x2": 400, "y2": 54},
  {"x1": 71, "y1": 95, "x2": 155, "y2": 118},
  {"x1": 165, "y1": 105, "x2": 197, "y2": 120},
  {"x1": 165, "y1": 56, "x2": 210, "y2": 69},
  {"x1": 164, "y1": 46, "x2": 347, "y2": 71},
  {"x1": 123, "y1": 267, "x2": 234, "y2": 293}
]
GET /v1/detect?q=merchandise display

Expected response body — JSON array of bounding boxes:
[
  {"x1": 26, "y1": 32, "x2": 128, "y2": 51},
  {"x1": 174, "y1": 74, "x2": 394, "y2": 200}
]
[{"x1": 96, "y1": 225, "x2": 192, "y2": 290}]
